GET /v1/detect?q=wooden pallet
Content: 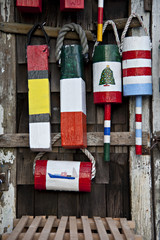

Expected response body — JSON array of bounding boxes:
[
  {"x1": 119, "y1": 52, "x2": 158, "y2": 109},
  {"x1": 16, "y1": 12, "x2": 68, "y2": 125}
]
[{"x1": 2, "y1": 216, "x2": 142, "y2": 240}]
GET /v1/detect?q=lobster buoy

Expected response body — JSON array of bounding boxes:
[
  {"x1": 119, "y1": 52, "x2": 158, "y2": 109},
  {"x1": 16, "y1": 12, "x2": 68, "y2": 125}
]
[
  {"x1": 60, "y1": 0, "x2": 84, "y2": 11},
  {"x1": 55, "y1": 23, "x2": 88, "y2": 149},
  {"x1": 35, "y1": 160, "x2": 92, "y2": 192},
  {"x1": 16, "y1": 0, "x2": 42, "y2": 13},
  {"x1": 121, "y1": 13, "x2": 152, "y2": 155},
  {"x1": 27, "y1": 23, "x2": 51, "y2": 151},
  {"x1": 93, "y1": 20, "x2": 122, "y2": 161},
  {"x1": 97, "y1": 0, "x2": 104, "y2": 42}
]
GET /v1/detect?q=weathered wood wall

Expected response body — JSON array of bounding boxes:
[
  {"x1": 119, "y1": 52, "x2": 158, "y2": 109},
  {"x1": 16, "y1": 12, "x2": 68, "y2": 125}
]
[{"x1": 15, "y1": 0, "x2": 130, "y2": 220}]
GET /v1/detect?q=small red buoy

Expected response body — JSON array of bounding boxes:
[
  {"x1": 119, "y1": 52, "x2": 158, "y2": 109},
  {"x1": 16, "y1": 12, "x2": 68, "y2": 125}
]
[
  {"x1": 16, "y1": 0, "x2": 42, "y2": 13},
  {"x1": 60, "y1": 0, "x2": 84, "y2": 11}
]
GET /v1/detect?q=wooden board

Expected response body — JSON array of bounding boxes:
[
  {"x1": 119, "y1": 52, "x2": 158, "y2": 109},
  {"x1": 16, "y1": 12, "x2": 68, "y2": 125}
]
[{"x1": 2, "y1": 216, "x2": 142, "y2": 240}]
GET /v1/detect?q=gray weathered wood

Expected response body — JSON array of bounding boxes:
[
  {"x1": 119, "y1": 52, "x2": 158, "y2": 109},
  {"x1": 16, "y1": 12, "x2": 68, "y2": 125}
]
[
  {"x1": 23, "y1": 216, "x2": 42, "y2": 240},
  {"x1": 152, "y1": 0, "x2": 160, "y2": 239},
  {"x1": 94, "y1": 217, "x2": 109, "y2": 240},
  {"x1": 7, "y1": 216, "x2": 29, "y2": 240},
  {"x1": 54, "y1": 216, "x2": 68, "y2": 240},
  {"x1": 0, "y1": 0, "x2": 17, "y2": 235},
  {"x1": 130, "y1": 1, "x2": 153, "y2": 239},
  {"x1": 81, "y1": 216, "x2": 93, "y2": 240},
  {"x1": 39, "y1": 216, "x2": 56, "y2": 240},
  {"x1": 106, "y1": 218, "x2": 123, "y2": 240},
  {"x1": 69, "y1": 216, "x2": 78, "y2": 240},
  {"x1": 0, "y1": 132, "x2": 149, "y2": 147},
  {"x1": 120, "y1": 218, "x2": 135, "y2": 240}
]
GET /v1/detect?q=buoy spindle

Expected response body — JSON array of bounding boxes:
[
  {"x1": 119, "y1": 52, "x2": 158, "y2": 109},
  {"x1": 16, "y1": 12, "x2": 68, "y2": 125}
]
[
  {"x1": 135, "y1": 96, "x2": 142, "y2": 155},
  {"x1": 104, "y1": 103, "x2": 111, "y2": 161},
  {"x1": 97, "y1": 0, "x2": 104, "y2": 42}
]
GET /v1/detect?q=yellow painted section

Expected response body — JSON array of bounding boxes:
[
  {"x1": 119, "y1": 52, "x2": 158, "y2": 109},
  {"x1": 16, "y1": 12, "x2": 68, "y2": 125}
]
[
  {"x1": 97, "y1": 24, "x2": 103, "y2": 42},
  {"x1": 28, "y1": 78, "x2": 51, "y2": 115}
]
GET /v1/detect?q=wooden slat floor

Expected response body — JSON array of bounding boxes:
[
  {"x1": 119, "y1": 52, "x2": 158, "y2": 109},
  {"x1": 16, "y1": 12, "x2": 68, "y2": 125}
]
[{"x1": 2, "y1": 216, "x2": 142, "y2": 240}]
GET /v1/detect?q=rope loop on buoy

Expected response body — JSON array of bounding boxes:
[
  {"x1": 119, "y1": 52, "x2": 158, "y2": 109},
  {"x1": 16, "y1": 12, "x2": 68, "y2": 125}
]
[
  {"x1": 33, "y1": 133, "x2": 96, "y2": 180},
  {"x1": 120, "y1": 13, "x2": 152, "y2": 53},
  {"x1": 55, "y1": 23, "x2": 89, "y2": 65},
  {"x1": 92, "y1": 20, "x2": 121, "y2": 56}
]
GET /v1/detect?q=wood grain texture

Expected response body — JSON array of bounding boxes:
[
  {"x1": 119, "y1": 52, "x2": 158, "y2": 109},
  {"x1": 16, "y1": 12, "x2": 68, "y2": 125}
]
[
  {"x1": 106, "y1": 217, "x2": 123, "y2": 240},
  {"x1": 39, "y1": 216, "x2": 56, "y2": 240},
  {"x1": 129, "y1": 0, "x2": 153, "y2": 239},
  {"x1": 94, "y1": 217, "x2": 109, "y2": 240},
  {"x1": 120, "y1": 218, "x2": 135, "y2": 240},
  {"x1": 23, "y1": 216, "x2": 42, "y2": 240},
  {"x1": 69, "y1": 216, "x2": 78, "y2": 240},
  {"x1": 54, "y1": 216, "x2": 68, "y2": 240},
  {"x1": 0, "y1": 132, "x2": 149, "y2": 147},
  {"x1": 152, "y1": 0, "x2": 160, "y2": 239},
  {"x1": 81, "y1": 216, "x2": 93, "y2": 240}
]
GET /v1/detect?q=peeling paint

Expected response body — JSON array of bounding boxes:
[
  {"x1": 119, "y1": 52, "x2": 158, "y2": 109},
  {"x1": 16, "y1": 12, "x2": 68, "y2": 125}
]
[
  {"x1": 0, "y1": 150, "x2": 15, "y2": 165},
  {"x1": 0, "y1": 1, "x2": 11, "y2": 22},
  {"x1": 0, "y1": 183, "x2": 15, "y2": 234}
]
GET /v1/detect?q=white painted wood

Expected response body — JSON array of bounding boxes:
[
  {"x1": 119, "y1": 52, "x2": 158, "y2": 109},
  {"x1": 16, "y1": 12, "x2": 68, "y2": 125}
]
[
  {"x1": 152, "y1": 0, "x2": 160, "y2": 239},
  {"x1": 29, "y1": 122, "x2": 52, "y2": 151},
  {"x1": 129, "y1": 0, "x2": 154, "y2": 239},
  {"x1": 0, "y1": 0, "x2": 16, "y2": 235}
]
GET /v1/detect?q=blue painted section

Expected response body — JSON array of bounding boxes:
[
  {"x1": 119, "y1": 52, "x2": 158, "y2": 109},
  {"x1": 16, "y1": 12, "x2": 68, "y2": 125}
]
[
  {"x1": 48, "y1": 173, "x2": 75, "y2": 180},
  {"x1": 104, "y1": 127, "x2": 110, "y2": 135},
  {"x1": 136, "y1": 129, "x2": 142, "y2": 138},
  {"x1": 136, "y1": 96, "x2": 142, "y2": 107},
  {"x1": 123, "y1": 83, "x2": 152, "y2": 96}
]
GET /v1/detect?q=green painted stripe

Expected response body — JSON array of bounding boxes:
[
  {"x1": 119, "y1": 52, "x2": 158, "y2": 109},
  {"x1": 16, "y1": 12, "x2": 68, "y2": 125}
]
[
  {"x1": 28, "y1": 70, "x2": 49, "y2": 79},
  {"x1": 29, "y1": 113, "x2": 50, "y2": 123},
  {"x1": 104, "y1": 143, "x2": 110, "y2": 162},
  {"x1": 93, "y1": 45, "x2": 121, "y2": 63},
  {"x1": 61, "y1": 45, "x2": 84, "y2": 79}
]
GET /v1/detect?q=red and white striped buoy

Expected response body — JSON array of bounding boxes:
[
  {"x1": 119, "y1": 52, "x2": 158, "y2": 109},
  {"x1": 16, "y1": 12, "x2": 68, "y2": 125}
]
[
  {"x1": 97, "y1": 0, "x2": 104, "y2": 42},
  {"x1": 121, "y1": 13, "x2": 152, "y2": 155}
]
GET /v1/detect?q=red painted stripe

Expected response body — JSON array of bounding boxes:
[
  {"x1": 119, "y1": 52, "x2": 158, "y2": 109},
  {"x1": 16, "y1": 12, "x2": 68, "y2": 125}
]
[
  {"x1": 98, "y1": 7, "x2": 103, "y2": 24},
  {"x1": 34, "y1": 160, "x2": 47, "y2": 190},
  {"x1": 94, "y1": 92, "x2": 122, "y2": 104},
  {"x1": 136, "y1": 145, "x2": 142, "y2": 155},
  {"x1": 79, "y1": 162, "x2": 92, "y2": 192},
  {"x1": 135, "y1": 114, "x2": 142, "y2": 122},
  {"x1": 104, "y1": 104, "x2": 111, "y2": 120},
  {"x1": 61, "y1": 112, "x2": 87, "y2": 148},
  {"x1": 27, "y1": 45, "x2": 49, "y2": 71},
  {"x1": 123, "y1": 67, "x2": 151, "y2": 77},
  {"x1": 122, "y1": 50, "x2": 151, "y2": 60}
]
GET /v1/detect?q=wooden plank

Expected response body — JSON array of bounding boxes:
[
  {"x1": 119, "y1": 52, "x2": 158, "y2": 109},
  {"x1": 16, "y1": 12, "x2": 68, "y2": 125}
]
[
  {"x1": 7, "y1": 216, "x2": 29, "y2": 240},
  {"x1": 81, "y1": 216, "x2": 93, "y2": 240},
  {"x1": 39, "y1": 216, "x2": 56, "y2": 240},
  {"x1": 129, "y1": 0, "x2": 153, "y2": 239},
  {"x1": 13, "y1": 218, "x2": 136, "y2": 230},
  {"x1": 0, "y1": 1, "x2": 17, "y2": 234},
  {"x1": 23, "y1": 216, "x2": 42, "y2": 240},
  {"x1": 79, "y1": 185, "x2": 106, "y2": 218},
  {"x1": 0, "y1": 18, "x2": 141, "y2": 39},
  {"x1": 94, "y1": 217, "x2": 109, "y2": 240},
  {"x1": 144, "y1": 0, "x2": 152, "y2": 11},
  {"x1": 17, "y1": 185, "x2": 34, "y2": 217},
  {"x1": 152, "y1": 0, "x2": 160, "y2": 239},
  {"x1": 2, "y1": 232, "x2": 143, "y2": 240},
  {"x1": 106, "y1": 218, "x2": 123, "y2": 240},
  {"x1": 0, "y1": 132, "x2": 149, "y2": 147},
  {"x1": 120, "y1": 218, "x2": 135, "y2": 240},
  {"x1": 54, "y1": 216, "x2": 68, "y2": 240},
  {"x1": 69, "y1": 216, "x2": 78, "y2": 240}
]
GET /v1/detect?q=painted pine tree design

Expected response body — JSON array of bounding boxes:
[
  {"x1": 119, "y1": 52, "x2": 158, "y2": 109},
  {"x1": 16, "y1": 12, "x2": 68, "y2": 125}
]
[{"x1": 99, "y1": 65, "x2": 115, "y2": 86}]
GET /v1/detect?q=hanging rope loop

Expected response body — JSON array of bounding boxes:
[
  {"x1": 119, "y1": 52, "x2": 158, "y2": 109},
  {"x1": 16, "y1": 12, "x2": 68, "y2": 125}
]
[
  {"x1": 33, "y1": 133, "x2": 96, "y2": 180},
  {"x1": 120, "y1": 13, "x2": 152, "y2": 52},
  {"x1": 55, "y1": 23, "x2": 89, "y2": 65},
  {"x1": 93, "y1": 20, "x2": 121, "y2": 56}
]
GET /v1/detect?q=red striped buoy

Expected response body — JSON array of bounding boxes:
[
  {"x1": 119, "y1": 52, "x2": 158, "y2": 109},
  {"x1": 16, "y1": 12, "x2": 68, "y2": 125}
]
[
  {"x1": 121, "y1": 14, "x2": 152, "y2": 155},
  {"x1": 35, "y1": 160, "x2": 92, "y2": 192}
]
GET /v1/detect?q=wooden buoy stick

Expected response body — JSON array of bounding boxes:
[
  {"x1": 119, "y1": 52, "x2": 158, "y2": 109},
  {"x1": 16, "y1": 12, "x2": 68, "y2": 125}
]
[
  {"x1": 104, "y1": 103, "x2": 111, "y2": 161},
  {"x1": 135, "y1": 96, "x2": 142, "y2": 155},
  {"x1": 97, "y1": 0, "x2": 104, "y2": 42}
]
